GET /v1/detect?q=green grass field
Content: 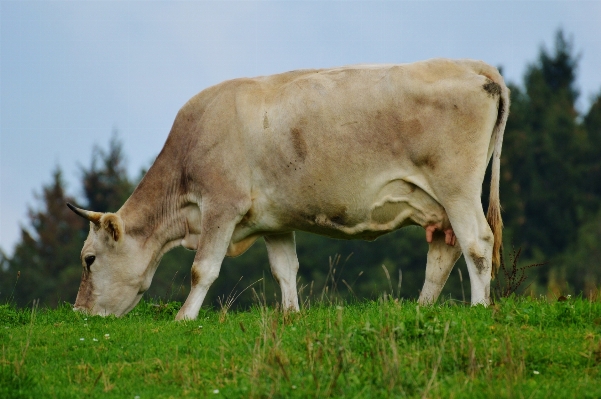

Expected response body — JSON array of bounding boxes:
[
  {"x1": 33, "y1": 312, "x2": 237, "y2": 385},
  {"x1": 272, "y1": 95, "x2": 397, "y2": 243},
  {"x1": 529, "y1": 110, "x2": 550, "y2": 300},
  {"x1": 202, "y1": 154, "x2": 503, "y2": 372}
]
[{"x1": 2, "y1": 297, "x2": 601, "y2": 398}]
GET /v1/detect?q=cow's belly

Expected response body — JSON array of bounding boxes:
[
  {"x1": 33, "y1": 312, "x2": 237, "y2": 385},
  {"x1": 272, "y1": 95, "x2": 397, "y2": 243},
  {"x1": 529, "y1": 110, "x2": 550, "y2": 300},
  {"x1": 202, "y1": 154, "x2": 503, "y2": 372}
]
[
  {"x1": 289, "y1": 178, "x2": 449, "y2": 240},
  {"x1": 228, "y1": 178, "x2": 450, "y2": 255}
]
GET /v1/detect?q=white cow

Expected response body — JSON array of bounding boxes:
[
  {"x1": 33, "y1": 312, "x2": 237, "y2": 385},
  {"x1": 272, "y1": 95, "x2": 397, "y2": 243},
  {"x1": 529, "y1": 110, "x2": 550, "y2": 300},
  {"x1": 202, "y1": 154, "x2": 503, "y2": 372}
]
[{"x1": 68, "y1": 58, "x2": 509, "y2": 320}]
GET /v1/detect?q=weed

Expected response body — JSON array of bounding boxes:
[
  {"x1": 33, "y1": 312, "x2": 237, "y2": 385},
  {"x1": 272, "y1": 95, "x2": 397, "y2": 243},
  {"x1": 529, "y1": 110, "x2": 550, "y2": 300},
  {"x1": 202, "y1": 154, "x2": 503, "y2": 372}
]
[
  {"x1": 381, "y1": 264, "x2": 393, "y2": 300},
  {"x1": 493, "y1": 247, "x2": 545, "y2": 301},
  {"x1": 216, "y1": 277, "x2": 263, "y2": 322},
  {"x1": 315, "y1": 253, "x2": 356, "y2": 307}
]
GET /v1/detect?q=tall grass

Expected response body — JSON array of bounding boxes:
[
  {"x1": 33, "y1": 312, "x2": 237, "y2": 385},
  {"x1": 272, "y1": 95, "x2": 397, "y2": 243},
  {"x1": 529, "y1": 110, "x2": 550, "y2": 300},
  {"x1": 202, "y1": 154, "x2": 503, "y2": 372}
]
[{"x1": 2, "y1": 294, "x2": 601, "y2": 398}]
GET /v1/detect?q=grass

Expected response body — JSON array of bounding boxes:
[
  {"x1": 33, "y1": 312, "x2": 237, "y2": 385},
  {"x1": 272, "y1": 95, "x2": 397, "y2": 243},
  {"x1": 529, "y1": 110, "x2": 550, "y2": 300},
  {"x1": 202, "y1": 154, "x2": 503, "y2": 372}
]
[{"x1": 1, "y1": 297, "x2": 601, "y2": 398}]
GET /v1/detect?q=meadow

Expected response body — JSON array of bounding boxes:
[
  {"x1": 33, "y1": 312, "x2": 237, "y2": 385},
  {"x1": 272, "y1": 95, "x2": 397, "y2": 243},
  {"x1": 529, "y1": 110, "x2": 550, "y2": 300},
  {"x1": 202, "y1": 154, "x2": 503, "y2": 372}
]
[{"x1": 2, "y1": 295, "x2": 601, "y2": 399}]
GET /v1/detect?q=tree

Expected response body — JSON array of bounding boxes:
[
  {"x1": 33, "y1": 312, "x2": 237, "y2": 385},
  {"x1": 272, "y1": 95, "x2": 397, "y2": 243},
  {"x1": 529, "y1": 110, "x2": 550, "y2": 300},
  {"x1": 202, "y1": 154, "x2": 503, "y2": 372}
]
[
  {"x1": 500, "y1": 30, "x2": 588, "y2": 262},
  {"x1": 581, "y1": 91, "x2": 601, "y2": 209},
  {"x1": 547, "y1": 90, "x2": 601, "y2": 297},
  {"x1": 81, "y1": 132, "x2": 134, "y2": 213},
  {"x1": 2, "y1": 168, "x2": 87, "y2": 307}
]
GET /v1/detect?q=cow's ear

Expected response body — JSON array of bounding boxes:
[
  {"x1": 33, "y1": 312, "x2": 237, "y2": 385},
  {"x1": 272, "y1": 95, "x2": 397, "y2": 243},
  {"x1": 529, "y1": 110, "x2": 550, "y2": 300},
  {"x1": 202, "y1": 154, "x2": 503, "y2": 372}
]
[{"x1": 100, "y1": 213, "x2": 125, "y2": 242}]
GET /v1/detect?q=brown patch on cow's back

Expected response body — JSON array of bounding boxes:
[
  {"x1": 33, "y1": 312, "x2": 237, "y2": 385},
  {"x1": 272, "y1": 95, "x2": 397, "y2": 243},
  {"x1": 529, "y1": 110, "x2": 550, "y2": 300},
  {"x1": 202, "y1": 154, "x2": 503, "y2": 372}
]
[
  {"x1": 399, "y1": 118, "x2": 424, "y2": 137},
  {"x1": 382, "y1": 116, "x2": 424, "y2": 157},
  {"x1": 290, "y1": 127, "x2": 308, "y2": 161},
  {"x1": 263, "y1": 112, "x2": 270, "y2": 129},
  {"x1": 483, "y1": 79, "x2": 502, "y2": 97}
]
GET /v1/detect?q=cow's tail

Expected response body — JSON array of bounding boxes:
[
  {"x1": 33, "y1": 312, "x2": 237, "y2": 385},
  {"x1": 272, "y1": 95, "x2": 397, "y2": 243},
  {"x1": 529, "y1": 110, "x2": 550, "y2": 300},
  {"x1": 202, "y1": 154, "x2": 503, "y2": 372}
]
[{"x1": 483, "y1": 66, "x2": 510, "y2": 277}]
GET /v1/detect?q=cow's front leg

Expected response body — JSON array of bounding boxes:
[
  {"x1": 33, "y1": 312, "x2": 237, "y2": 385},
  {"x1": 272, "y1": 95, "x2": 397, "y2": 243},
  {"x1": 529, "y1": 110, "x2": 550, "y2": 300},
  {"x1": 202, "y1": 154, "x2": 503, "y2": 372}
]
[
  {"x1": 418, "y1": 229, "x2": 462, "y2": 305},
  {"x1": 175, "y1": 215, "x2": 238, "y2": 321},
  {"x1": 264, "y1": 232, "x2": 300, "y2": 312}
]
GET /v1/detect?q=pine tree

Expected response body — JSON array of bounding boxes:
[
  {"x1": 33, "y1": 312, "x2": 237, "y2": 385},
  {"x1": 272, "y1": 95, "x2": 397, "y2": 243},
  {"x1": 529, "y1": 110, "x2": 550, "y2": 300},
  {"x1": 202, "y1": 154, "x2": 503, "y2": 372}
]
[
  {"x1": 552, "y1": 90, "x2": 601, "y2": 297},
  {"x1": 0, "y1": 249, "x2": 16, "y2": 302},
  {"x1": 3, "y1": 168, "x2": 87, "y2": 306},
  {"x1": 582, "y1": 91, "x2": 601, "y2": 206},
  {"x1": 81, "y1": 132, "x2": 134, "y2": 212},
  {"x1": 501, "y1": 30, "x2": 586, "y2": 261}
]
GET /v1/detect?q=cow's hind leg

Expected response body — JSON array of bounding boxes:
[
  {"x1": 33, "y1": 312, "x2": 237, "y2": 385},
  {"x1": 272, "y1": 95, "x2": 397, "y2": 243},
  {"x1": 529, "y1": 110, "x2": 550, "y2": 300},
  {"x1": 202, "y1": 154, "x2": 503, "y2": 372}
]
[
  {"x1": 264, "y1": 232, "x2": 300, "y2": 312},
  {"x1": 442, "y1": 198, "x2": 494, "y2": 305},
  {"x1": 175, "y1": 206, "x2": 242, "y2": 321},
  {"x1": 418, "y1": 230, "x2": 462, "y2": 305}
]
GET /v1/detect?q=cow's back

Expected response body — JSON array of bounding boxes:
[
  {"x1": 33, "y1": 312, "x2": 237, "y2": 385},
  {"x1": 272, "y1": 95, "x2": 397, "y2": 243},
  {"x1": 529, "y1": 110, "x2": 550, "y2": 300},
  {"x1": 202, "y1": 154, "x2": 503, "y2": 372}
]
[{"x1": 168, "y1": 59, "x2": 502, "y2": 242}]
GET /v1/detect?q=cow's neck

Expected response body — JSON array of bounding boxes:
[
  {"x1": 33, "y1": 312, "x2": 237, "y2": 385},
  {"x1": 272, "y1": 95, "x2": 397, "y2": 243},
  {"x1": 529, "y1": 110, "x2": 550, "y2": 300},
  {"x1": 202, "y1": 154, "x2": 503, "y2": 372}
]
[{"x1": 118, "y1": 152, "x2": 194, "y2": 255}]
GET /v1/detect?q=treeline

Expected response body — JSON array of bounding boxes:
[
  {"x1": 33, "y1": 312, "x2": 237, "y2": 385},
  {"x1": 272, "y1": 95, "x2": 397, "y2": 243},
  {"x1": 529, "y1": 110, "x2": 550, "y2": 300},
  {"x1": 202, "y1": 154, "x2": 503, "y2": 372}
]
[{"x1": 1, "y1": 30, "x2": 601, "y2": 309}]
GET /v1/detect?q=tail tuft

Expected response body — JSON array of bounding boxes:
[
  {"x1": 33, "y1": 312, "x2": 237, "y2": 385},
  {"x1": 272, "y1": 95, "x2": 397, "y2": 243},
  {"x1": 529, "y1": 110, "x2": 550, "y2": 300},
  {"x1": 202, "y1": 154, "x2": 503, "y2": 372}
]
[{"x1": 486, "y1": 200, "x2": 503, "y2": 275}]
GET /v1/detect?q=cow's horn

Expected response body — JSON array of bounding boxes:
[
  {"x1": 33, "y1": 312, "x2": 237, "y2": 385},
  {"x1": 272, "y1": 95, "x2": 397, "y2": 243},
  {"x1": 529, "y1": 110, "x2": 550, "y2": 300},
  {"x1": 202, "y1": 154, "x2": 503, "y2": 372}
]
[{"x1": 67, "y1": 203, "x2": 102, "y2": 225}]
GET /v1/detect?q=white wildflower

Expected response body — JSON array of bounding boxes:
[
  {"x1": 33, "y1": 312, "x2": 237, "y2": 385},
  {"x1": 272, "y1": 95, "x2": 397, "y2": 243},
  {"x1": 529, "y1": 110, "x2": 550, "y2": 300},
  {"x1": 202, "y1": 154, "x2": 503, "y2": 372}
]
[
  {"x1": 79, "y1": 338, "x2": 84, "y2": 341},
  {"x1": 533, "y1": 370, "x2": 540, "y2": 375},
  {"x1": 213, "y1": 389, "x2": 219, "y2": 394},
  {"x1": 93, "y1": 338, "x2": 98, "y2": 342}
]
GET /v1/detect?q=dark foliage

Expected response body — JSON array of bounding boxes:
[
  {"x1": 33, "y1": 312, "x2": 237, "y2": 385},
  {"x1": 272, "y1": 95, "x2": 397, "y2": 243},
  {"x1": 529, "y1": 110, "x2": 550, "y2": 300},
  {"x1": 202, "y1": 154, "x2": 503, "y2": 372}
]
[
  {"x1": 493, "y1": 248, "x2": 545, "y2": 300},
  {"x1": 81, "y1": 132, "x2": 134, "y2": 213},
  {"x1": 0, "y1": 168, "x2": 87, "y2": 307}
]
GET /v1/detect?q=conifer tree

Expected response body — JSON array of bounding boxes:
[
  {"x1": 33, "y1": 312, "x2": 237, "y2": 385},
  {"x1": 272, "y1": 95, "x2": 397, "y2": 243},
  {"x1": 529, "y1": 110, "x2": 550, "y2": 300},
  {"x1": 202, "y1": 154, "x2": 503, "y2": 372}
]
[
  {"x1": 554, "y1": 91, "x2": 601, "y2": 296},
  {"x1": 81, "y1": 132, "x2": 134, "y2": 213},
  {"x1": 3, "y1": 168, "x2": 86, "y2": 306},
  {"x1": 582, "y1": 92, "x2": 601, "y2": 205},
  {"x1": 501, "y1": 30, "x2": 586, "y2": 260}
]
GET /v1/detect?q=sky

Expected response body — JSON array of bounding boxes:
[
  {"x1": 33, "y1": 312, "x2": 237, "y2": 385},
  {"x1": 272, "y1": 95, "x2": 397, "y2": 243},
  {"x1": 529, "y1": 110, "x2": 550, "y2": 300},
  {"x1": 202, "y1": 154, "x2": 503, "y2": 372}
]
[{"x1": 1, "y1": 1, "x2": 601, "y2": 255}]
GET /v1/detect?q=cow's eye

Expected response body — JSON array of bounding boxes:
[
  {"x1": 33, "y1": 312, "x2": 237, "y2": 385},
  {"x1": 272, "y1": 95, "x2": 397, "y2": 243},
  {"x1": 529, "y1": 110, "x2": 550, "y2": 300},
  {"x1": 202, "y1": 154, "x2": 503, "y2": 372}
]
[{"x1": 85, "y1": 255, "x2": 96, "y2": 268}]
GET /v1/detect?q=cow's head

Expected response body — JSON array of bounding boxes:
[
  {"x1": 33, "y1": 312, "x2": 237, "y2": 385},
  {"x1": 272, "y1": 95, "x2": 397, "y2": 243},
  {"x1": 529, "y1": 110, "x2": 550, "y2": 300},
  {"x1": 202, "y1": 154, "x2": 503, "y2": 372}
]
[{"x1": 67, "y1": 203, "x2": 152, "y2": 317}]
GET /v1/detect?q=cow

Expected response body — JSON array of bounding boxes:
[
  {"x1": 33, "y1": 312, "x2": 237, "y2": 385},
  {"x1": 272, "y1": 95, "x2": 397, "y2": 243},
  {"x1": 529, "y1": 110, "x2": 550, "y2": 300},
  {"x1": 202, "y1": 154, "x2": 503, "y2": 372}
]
[{"x1": 67, "y1": 58, "x2": 509, "y2": 320}]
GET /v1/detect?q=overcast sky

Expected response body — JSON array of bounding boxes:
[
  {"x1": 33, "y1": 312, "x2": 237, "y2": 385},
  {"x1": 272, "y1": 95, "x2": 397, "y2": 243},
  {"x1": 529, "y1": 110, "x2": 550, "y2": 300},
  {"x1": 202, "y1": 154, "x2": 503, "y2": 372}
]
[{"x1": 1, "y1": 1, "x2": 601, "y2": 255}]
